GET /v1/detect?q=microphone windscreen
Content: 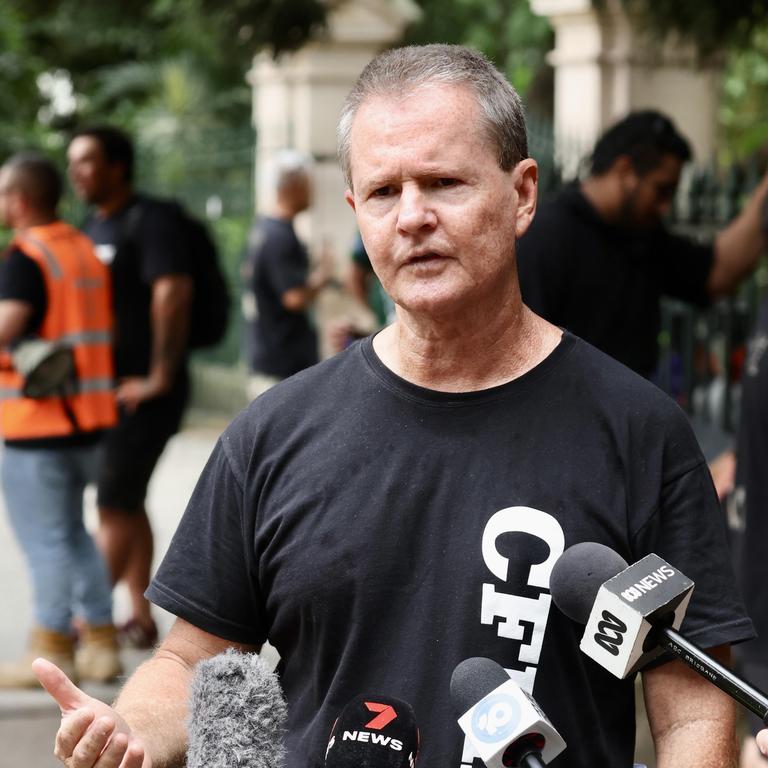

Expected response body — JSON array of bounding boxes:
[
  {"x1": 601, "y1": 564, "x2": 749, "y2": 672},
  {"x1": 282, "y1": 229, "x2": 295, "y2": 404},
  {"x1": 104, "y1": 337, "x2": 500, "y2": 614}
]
[
  {"x1": 325, "y1": 694, "x2": 419, "y2": 768},
  {"x1": 550, "y1": 542, "x2": 629, "y2": 624},
  {"x1": 449, "y1": 656, "x2": 510, "y2": 717},
  {"x1": 187, "y1": 648, "x2": 287, "y2": 768}
]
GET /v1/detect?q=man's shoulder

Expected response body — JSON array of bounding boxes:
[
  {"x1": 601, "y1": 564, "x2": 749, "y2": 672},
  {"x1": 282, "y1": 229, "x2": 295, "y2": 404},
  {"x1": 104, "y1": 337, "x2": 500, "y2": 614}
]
[
  {"x1": 565, "y1": 334, "x2": 689, "y2": 419},
  {"x1": 224, "y1": 346, "x2": 364, "y2": 445}
]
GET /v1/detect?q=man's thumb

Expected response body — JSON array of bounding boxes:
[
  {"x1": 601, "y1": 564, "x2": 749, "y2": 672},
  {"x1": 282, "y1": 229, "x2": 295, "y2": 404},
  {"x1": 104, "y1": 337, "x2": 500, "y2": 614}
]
[{"x1": 31, "y1": 657, "x2": 87, "y2": 712}]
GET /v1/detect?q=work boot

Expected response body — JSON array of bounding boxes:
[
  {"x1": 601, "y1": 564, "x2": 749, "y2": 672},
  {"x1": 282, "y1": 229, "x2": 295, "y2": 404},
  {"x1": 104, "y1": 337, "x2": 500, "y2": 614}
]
[
  {"x1": 0, "y1": 626, "x2": 76, "y2": 688},
  {"x1": 75, "y1": 623, "x2": 123, "y2": 683}
]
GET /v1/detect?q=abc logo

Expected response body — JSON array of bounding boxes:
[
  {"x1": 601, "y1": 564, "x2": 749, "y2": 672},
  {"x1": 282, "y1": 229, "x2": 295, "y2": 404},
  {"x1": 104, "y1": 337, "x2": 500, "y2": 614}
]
[{"x1": 471, "y1": 693, "x2": 520, "y2": 743}]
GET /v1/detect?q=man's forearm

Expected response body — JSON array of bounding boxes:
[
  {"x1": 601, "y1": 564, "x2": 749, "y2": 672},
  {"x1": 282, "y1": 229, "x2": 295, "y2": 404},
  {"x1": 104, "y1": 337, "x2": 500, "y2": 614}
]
[
  {"x1": 645, "y1": 647, "x2": 739, "y2": 768},
  {"x1": 653, "y1": 711, "x2": 738, "y2": 768},
  {"x1": 113, "y1": 652, "x2": 193, "y2": 768},
  {"x1": 148, "y1": 275, "x2": 193, "y2": 391}
]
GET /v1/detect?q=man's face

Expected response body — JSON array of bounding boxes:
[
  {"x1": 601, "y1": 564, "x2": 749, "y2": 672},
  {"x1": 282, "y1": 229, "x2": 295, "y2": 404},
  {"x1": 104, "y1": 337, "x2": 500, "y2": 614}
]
[
  {"x1": 620, "y1": 153, "x2": 683, "y2": 229},
  {"x1": 345, "y1": 83, "x2": 536, "y2": 320},
  {"x1": 0, "y1": 168, "x2": 20, "y2": 229},
  {"x1": 67, "y1": 136, "x2": 120, "y2": 204},
  {"x1": 0, "y1": 168, "x2": 12, "y2": 228}
]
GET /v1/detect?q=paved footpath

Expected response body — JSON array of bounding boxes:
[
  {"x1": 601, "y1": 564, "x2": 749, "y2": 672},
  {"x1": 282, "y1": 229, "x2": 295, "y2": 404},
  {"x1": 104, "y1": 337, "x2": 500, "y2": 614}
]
[{"x1": 0, "y1": 425, "x2": 225, "y2": 767}]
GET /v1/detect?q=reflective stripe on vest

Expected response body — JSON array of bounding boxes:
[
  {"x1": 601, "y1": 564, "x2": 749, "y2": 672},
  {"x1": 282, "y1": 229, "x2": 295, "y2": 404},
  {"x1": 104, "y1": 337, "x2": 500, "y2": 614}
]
[{"x1": 0, "y1": 376, "x2": 114, "y2": 400}]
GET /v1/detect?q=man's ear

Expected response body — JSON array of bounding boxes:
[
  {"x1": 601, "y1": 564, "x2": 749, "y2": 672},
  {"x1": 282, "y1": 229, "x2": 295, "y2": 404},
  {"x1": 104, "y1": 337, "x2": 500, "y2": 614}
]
[
  {"x1": 513, "y1": 158, "x2": 538, "y2": 239},
  {"x1": 344, "y1": 189, "x2": 356, "y2": 212}
]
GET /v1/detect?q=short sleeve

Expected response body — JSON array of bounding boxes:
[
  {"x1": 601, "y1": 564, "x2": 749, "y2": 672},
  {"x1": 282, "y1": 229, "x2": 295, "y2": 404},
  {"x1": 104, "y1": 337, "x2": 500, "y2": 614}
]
[
  {"x1": 655, "y1": 230, "x2": 714, "y2": 307},
  {"x1": 147, "y1": 437, "x2": 268, "y2": 644},
  {"x1": 631, "y1": 458, "x2": 754, "y2": 650},
  {"x1": 134, "y1": 203, "x2": 193, "y2": 284},
  {"x1": 260, "y1": 228, "x2": 309, "y2": 296},
  {"x1": 0, "y1": 247, "x2": 47, "y2": 332}
]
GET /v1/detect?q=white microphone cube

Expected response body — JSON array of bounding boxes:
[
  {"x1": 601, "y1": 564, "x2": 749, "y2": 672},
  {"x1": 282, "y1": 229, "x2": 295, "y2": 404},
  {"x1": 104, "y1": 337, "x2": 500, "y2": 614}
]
[
  {"x1": 580, "y1": 553, "x2": 694, "y2": 678},
  {"x1": 457, "y1": 678, "x2": 566, "y2": 767}
]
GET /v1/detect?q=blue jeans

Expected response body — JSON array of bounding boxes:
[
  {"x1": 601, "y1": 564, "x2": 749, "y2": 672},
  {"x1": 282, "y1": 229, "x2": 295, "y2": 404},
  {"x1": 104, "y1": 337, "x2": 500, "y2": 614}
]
[{"x1": 2, "y1": 443, "x2": 113, "y2": 634}]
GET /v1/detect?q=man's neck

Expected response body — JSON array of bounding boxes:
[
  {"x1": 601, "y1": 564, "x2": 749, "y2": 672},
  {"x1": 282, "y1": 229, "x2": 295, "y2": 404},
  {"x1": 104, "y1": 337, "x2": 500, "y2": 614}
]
[
  {"x1": 580, "y1": 175, "x2": 621, "y2": 222},
  {"x1": 373, "y1": 291, "x2": 562, "y2": 393},
  {"x1": 95, "y1": 186, "x2": 133, "y2": 218},
  {"x1": 269, "y1": 201, "x2": 296, "y2": 222},
  {"x1": 14, "y1": 213, "x2": 57, "y2": 230}
]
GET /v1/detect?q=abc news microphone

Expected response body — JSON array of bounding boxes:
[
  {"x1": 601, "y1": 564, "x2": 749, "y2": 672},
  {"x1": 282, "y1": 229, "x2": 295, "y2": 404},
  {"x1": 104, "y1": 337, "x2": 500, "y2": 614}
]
[
  {"x1": 550, "y1": 542, "x2": 768, "y2": 726},
  {"x1": 450, "y1": 657, "x2": 565, "y2": 768},
  {"x1": 186, "y1": 648, "x2": 287, "y2": 768},
  {"x1": 324, "y1": 694, "x2": 419, "y2": 767}
]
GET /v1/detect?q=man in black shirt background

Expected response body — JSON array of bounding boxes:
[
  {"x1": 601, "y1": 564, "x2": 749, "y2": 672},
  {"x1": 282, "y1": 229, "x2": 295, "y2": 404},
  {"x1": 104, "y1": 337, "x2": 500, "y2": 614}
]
[
  {"x1": 241, "y1": 150, "x2": 331, "y2": 398},
  {"x1": 517, "y1": 110, "x2": 768, "y2": 378},
  {"x1": 66, "y1": 127, "x2": 193, "y2": 649}
]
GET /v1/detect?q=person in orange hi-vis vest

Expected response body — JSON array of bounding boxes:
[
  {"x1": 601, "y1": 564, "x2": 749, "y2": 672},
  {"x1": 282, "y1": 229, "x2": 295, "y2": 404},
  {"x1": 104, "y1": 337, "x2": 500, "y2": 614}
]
[{"x1": 0, "y1": 152, "x2": 122, "y2": 688}]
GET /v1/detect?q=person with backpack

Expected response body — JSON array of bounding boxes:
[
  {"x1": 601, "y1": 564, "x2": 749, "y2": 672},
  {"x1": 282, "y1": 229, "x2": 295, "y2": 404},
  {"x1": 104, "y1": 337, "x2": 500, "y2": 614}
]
[{"x1": 66, "y1": 126, "x2": 195, "y2": 649}]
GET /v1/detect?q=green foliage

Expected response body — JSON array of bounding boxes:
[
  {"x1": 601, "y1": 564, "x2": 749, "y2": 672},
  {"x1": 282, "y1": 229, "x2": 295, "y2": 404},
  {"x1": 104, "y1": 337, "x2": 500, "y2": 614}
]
[
  {"x1": 720, "y1": 25, "x2": 768, "y2": 162},
  {"x1": 614, "y1": 0, "x2": 768, "y2": 57},
  {"x1": 406, "y1": 0, "x2": 553, "y2": 109}
]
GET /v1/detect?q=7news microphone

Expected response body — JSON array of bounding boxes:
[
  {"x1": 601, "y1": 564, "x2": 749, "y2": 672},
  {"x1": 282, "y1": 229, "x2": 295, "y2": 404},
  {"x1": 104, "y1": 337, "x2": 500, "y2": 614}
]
[
  {"x1": 450, "y1": 657, "x2": 566, "y2": 767},
  {"x1": 550, "y1": 541, "x2": 768, "y2": 726},
  {"x1": 186, "y1": 648, "x2": 287, "y2": 768},
  {"x1": 324, "y1": 694, "x2": 419, "y2": 767}
]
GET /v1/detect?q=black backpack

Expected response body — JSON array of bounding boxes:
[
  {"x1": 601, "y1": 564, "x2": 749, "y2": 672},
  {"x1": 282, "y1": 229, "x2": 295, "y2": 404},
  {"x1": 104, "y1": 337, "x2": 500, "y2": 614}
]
[{"x1": 123, "y1": 197, "x2": 231, "y2": 350}]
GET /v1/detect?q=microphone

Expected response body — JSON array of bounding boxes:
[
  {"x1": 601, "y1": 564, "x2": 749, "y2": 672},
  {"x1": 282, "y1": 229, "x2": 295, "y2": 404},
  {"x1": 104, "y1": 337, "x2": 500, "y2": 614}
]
[
  {"x1": 187, "y1": 648, "x2": 287, "y2": 768},
  {"x1": 450, "y1": 657, "x2": 566, "y2": 767},
  {"x1": 324, "y1": 693, "x2": 419, "y2": 767},
  {"x1": 550, "y1": 542, "x2": 768, "y2": 726}
]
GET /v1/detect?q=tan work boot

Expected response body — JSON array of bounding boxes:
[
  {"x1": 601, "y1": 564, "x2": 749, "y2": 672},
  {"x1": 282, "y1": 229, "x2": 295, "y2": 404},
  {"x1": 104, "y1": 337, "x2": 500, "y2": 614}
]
[
  {"x1": 75, "y1": 623, "x2": 123, "y2": 683},
  {"x1": 0, "y1": 626, "x2": 76, "y2": 688}
]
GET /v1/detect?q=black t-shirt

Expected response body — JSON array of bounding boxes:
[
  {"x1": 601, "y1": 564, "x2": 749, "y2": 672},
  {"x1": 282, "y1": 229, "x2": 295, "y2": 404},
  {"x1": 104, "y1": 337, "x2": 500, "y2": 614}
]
[
  {"x1": 517, "y1": 185, "x2": 714, "y2": 377},
  {"x1": 242, "y1": 216, "x2": 318, "y2": 378},
  {"x1": 148, "y1": 333, "x2": 752, "y2": 768},
  {"x1": 0, "y1": 246, "x2": 47, "y2": 333},
  {"x1": 82, "y1": 195, "x2": 191, "y2": 378},
  {"x1": 734, "y1": 298, "x2": 768, "y2": 731}
]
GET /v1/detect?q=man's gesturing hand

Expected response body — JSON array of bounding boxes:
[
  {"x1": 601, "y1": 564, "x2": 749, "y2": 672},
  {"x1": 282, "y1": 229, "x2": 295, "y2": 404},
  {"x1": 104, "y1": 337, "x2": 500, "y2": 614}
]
[{"x1": 32, "y1": 658, "x2": 150, "y2": 768}]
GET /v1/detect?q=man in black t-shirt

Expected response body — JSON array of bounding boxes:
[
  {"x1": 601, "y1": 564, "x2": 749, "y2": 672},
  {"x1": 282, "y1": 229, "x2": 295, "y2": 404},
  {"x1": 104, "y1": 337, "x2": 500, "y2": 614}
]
[
  {"x1": 36, "y1": 46, "x2": 752, "y2": 768},
  {"x1": 241, "y1": 150, "x2": 330, "y2": 397},
  {"x1": 66, "y1": 126, "x2": 193, "y2": 648},
  {"x1": 517, "y1": 111, "x2": 768, "y2": 378}
]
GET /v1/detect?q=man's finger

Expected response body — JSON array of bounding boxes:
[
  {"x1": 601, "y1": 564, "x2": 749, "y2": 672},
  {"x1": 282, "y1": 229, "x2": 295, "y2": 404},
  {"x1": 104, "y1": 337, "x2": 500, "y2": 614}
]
[
  {"x1": 70, "y1": 716, "x2": 116, "y2": 767},
  {"x1": 53, "y1": 708, "x2": 95, "y2": 762},
  {"x1": 31, "y1": 657, "x2": 88, "y2": 711}
]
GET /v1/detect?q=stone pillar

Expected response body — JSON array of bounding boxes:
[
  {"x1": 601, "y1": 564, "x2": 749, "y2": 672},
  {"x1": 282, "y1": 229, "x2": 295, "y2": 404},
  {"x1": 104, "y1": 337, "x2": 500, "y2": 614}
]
[
  {"x1": 247, "y1": 0, "x2": 421, "y2": 262},
  {"x1": 530, "y1": 0, "x2": 723, "y2": 175}
]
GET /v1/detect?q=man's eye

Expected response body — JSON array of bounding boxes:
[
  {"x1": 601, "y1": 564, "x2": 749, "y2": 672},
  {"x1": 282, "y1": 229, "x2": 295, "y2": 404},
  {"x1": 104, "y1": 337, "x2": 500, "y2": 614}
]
[
  {"x1": 436, "y1": 178, "x2": 458, "y2": 187},
  {"x1": 371, "y1": 186, "x2": 393, "y2": 198}
]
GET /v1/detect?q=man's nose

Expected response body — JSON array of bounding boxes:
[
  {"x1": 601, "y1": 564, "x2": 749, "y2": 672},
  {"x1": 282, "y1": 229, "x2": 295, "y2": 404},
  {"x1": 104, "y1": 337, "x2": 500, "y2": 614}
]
[{"x1": 396, "y1": 186, "x2": 437, "y2": 234}]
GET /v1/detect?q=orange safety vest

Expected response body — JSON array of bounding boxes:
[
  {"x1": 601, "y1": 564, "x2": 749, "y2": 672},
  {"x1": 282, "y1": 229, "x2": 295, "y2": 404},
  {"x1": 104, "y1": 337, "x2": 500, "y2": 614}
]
[{"x1": 0, "y1": 221, "x2": 117, "y2": 440}]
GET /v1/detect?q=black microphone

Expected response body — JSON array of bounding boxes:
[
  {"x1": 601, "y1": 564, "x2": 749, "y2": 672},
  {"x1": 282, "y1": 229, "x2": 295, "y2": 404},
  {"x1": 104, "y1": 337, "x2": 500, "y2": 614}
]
[
  {"x1": 550, "y1": 542, "x2": 768, "y2": 725},
  {"x1": 324, "y1": 693, "x2": 419, "y2": 767},
  {"x1": 450, "y1": 657, "x2": 565, "y2": 767},
  {"x1": 187, "y1": 648, "x2": 287, "y2": 768}
]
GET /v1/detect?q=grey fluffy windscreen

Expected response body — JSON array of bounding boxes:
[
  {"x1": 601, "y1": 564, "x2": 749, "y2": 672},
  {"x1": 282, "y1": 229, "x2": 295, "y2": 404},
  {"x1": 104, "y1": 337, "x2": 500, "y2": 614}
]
[
  {"x1": 187, "y1": 648, "x2": 287, "y2": 768},
  {"x1": 549, "y1": 542, "x2": 629, "y2": 624}
]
